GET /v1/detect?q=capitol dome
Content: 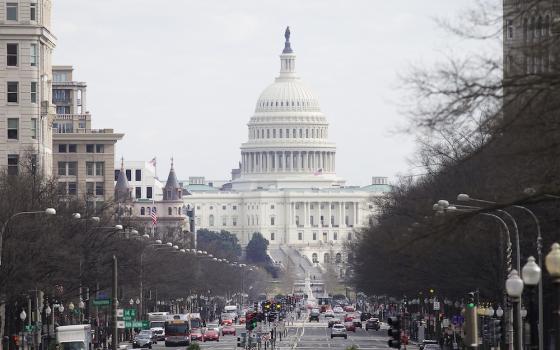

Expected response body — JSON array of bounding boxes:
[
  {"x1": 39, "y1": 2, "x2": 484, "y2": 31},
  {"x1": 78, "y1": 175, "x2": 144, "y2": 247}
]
[{"x1": 232, "y1": 27, "x2": 344, "y2": 191}]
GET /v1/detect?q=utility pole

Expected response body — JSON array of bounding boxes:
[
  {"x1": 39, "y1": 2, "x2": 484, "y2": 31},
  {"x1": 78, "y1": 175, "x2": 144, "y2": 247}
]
[{"x1": 112, "y1": 256, "x2": 118, "y2": 350}]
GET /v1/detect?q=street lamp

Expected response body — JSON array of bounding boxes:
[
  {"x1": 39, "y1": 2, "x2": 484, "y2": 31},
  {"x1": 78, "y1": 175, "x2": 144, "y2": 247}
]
[
  {"x1": 129, "y1": 298, "x2": 134, "y2": 306},
  {"x1": 545, "y1": 242, "x2": 560, "y2": 350},
  {"x1": 20, "y1": 310, "x2": 26, "y2": 349},
  {"x1": 522, "y1": 256, "x2": 541, "y2": 350},
  {"x1": 496, "y1": 306, "x2": 504, "y2": 318},
  {"x1": 506, "y1": 269, "x2": 524, "y2": 350},
  {"x1": 0, "y1": 208, "x2": 56, "y2": 266}
]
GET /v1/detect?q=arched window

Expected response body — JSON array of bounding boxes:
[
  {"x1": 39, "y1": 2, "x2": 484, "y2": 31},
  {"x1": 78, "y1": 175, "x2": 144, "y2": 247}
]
[
  {"x1": 536, "y1": 16, "x2": 543, "y2": 38},
  {"x1": 279, "y1": 129, "x2": 283, "y2": 138},
  {"x1": 295, "y1": 216, "x2": 300, "y2": 226},
  {"x1": 523, "y1": 18, "x2": 528, "y2": 41},
  {"x1": 312, "y1": 253, "x2": 318, "y2": 263},
  {"x1": 261, "y1": 129, "x2": 264, "y2": 138},
  {"x1": 273, "y1": 129, "x2": 276, "y2": 138},
  {"x1": 333, "y1": 232, "x2": 338, "y2": 240},
  {"x1": 323, "y1": 253, "x2": 330, "y2": 263},
  {"x1": 209, "y1": 214, "x2": 214, "y2": 226},
  {"x1": 147, "y1": 207, "x2": 151, "y2": 215},
  {"x1": 140, "y1": 207, "x2": 145, "y2": 215},
  {"x1": 335, "y1": 253, "x2": 342, "y2": 264},
  {"x1": 293, "y1": 129, "x2": 296, "y2": 138},
  {"x1": 168, "y1": 207, "x2": 172, "y2": 215}
]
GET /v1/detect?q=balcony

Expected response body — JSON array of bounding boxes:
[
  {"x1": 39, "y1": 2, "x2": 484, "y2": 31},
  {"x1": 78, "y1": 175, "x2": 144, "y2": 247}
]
[{"x1": 53, "y1": 114, "x2": 89, "y2": 121}]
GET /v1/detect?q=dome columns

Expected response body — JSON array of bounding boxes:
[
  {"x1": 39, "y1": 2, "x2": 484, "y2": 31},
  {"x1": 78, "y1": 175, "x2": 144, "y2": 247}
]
[{"x1": 241, "y1": 150, "x2": 335, "y2": 174}]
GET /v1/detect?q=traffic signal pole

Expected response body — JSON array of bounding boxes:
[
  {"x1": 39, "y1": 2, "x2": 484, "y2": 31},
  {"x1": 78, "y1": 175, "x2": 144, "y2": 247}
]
[{"x1": 111, "y1": 256, "x2": 118, "y2": 350}]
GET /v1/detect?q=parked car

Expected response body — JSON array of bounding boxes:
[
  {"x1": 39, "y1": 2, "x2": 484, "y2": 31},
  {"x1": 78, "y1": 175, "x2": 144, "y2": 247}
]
[
  {"x1": 190, "y1": 329, "x2": 204, "y2": 342},
  {"x1": 365, "y1": 318, "x2": 380, "y2": 331},
  {"x1": 203, "y1": 329, "x2": 219, "y2": 342},
  {"x1": 309, "y1": 309, "x2": 320, "y2": 322},
  {"x1": 221, "y1": 325, "x2": 236, "y2": 336},
  {"x1": 344, "y1": 321, "x2": 356, "y2": 332},
  {"x1": 330, "y1": 324, "x2": 348, "y2": 339},
  {"x1": 132, "y1": 333, "x2": 152, "y2": 349}
]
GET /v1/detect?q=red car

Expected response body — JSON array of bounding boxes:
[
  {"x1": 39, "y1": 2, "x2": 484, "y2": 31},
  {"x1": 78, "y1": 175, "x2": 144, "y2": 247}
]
[
  {"x1": 344, "y1": 306, "x2": 355, "y2": 312},
  {"x1": 238, "y1": 316, "x2": 246, "y2": 324},
  {"x1": 344, "y1": 315, "x2": 354, "y2": 322},
  {"x1": 203, "y1": 329, "x2": 219, "y2": 342},
  {"x1": 221, "y1": 319, "x2": 233, "y2": 326},
  {"x1": 190, "y1": 329, "x2": 204, "y2": 342},
  {"x1": 344, "y1": 321, "x2": 356, "y2": 332},
  {"x1": 221, "y1": 325, "x2": 236, "y2": 336}
]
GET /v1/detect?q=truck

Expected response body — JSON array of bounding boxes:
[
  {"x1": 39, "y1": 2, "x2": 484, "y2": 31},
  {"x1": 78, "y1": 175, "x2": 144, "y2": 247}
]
[
  {"x1": 148, "y1": 312, "x2": 169, "y2": 341},
  {"x1": 56, "y1": 325, "x2": 92, "y2": 350}
]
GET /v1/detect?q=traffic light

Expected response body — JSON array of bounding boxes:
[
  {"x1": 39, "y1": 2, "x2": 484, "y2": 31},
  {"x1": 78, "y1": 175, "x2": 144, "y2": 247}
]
[
  {"x1": 276, "y1": 303, "x2": 282, "y2": 311},
  {"x1": 482, "y1": 319, "x2": 491, "y2": 342},
  {"x1": 387, "y1": 316, "x2": 401, "y2": 349},
  {"x1": 491, "y1": 318, "x2": 502, "y2": 346},
  {"x1": 463, "y1": 292, "x2": 478, "y2": 348},
  {"x1": 246, "y1": 312, "x2": 257, "y2": 331}
]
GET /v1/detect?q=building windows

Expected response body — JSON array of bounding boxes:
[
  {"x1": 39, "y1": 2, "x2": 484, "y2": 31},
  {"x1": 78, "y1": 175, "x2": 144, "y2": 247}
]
[
  {"x1": 306, "y1": 129, "x2": 309, "y2": 138},
  {"x1": 31, "y1": 118, "x2": 37, "y2": 139},
  {"x1": 7, "y1": 44, "x2": 18, "y2": 66},
  {"x1": 86, "y1": 182, "x2": 94, "y2": 195},
  {"x1": 312, "y1": 232, "x2": 317, "y2": 240},
  {"x1": 285, "y1": 129, "x2": 289, "y2": 138},
  {"x1": 67, "y1": 144, "x2": 77, "y2": 153},
  {"x1": 53, "y1": 89, "x2": 67, "y2": 102},
  {"x1": 331, "y1": 216, "x2": 335, "y2": 226},
  {"x1": 270, "y1": 216, "x2": 275, "y2": 226},
  {"x1": 7, "y1": 118, "x2": 18, "y2": 139},
  {"x1": 270, "y1": 232, "x2": 275, "y2": 241},
  {"x1": 58, "y1": 144, "x2": 67, "y2": 153},
  {"x1": 30, "y1": 3, "x2": 36, "y2": 21},
  {"x1": 312, "y1": 253, "x2": 318, "y2": 263},
  {"x1": 310, "y1": 216, "x2": 314, "y2": 226},
  {"x1": 232, "y1": 217, "x2": 237, "y2": 226},
  {"x1": 135, "y1": 169, "x2": 141, "y2": 181},
  {"x1": 58, "y1": 162, "x2": 77, "y2": 176},
  {"x1": 30, "y1": 44, "x2": 37, "y2": 66},
  {"x1": 125, "y1": 169, "x2": 131, "y2": 181},
  {"x1": 86, "y1": 162, "x2": 94, "y2": 175},
  {"x1": 233, "y1": 205, "x2": 237, "y2": 210},
  {"x1": 333, "y1": 232, "x2": 338, "y2": 240},
  {"x1": 295, "y1": 203, "x2": 300, "y2": 209},
  {"x1": 30, "y1": 81, "x2": 37, "y2": 103},
  {"x1": 267, "y1": 129, "x2": 270, "y2": 138},
  {"x1": 86, "y1": 144, "x2": 94, "y2": 153},
  {"x1": 140, "y1": 207, "x2": 145, "y2": 215},
  {"x1": 95, "y1": 182, "x2": 104, "y2": 196},
  {"x1": 222, "y1": 205, "x2": 226, "y2": 210},
  {"x1": 324, "y1": 253, "x2": 330, "y2": 263},
  {"x1": 147, "y1": 186, "x2": 153, "y2": 199},
  {"x1": 279, "y1": 129, "x2": 282, "y2": 138},
  {"x1": 6, "y1": 3, "x2": 17, "y2": 21},
  {"x1": 68, "y1": 182, "x2": 77, "y2": 195},
  {"x1": 295, "y1": 216, "x2": 300, "y2": 226},
  {"x1": 168, "y1": 207, "x2": 172, "y2": 215},
  {"x1": 7, "y1": 155, "x2": 18, "y2": 175},
  {"x1": 222, "y1": 216, "x2": 227, "y2": 226},
  {"x1": 209, "y1": 215, "x2": 215, "y2": 226},
  {"x1": 96, "y1": 144, "x2": 104, "y2": 153},
  {"x1": 506, "y1": 19, "x2": 514, "y2": 39},
  {"x1": 345, "y1": 215, "x2": 349, "y2": 226},
  {"x1": 323, "y1": 232, "x2": 328, "y2": 242},
  {"x1": 209, "y1": 206, "x2": 214, "y2": 210},
  {"x1": 7, "y1": 82, "x2": 18, "y2": 103},
  {"x1": 270, "y1": 204, "x2": 275, "y2": 210},
  {"x1": 135, "y1": 187, "x2": 141, "y2": 198}
]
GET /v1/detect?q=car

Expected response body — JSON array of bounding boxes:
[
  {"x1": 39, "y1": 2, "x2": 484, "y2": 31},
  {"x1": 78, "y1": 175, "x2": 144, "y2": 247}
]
[
  {"x1": 328, "y1": 319, "x2": 341, "y2": 328},
  {"x1": 419, "y1": 340, "x2": 440, "y2": 350},
  {"x1": 221, "y1": 325, "x2": 236, "y2": 336},
  {"x1": 333, "y1": 306, "x2": 344, "y2": 314},
  {"x1": 151, "y1": 328, "x2": 164, "y2": 341},
  {"x1": 344, "y1": 321, "x2": 356, "y2": 332},
  {"x1": 365, "y1": 318, "x2": 380, "y2": 331},
  {"x1": 360, "y1": 312, "x2": 372, "y2": 322},
  {"x1": 330, "y1": 324, "x2": 348, "y2": 339},
  {"x1": 344, "y1": 314, "x2": 354, "y2": 322},
  {"x1": 203, "y1": 329, "x2": 219, "y2": 342},
  {"x1": 206, "y1": 323, "x2": 221, "y2": 333},
  {"x1": 324, "y1": 309, "x2": 335, "y2": 318},
  {"x1": 138, "y1": 330, "x2": 157, "y2": 344},
  {"x1": 221, "y1": 318, "x2": 233, "y2": 326},
  {"x1": 309, "y1": 309, "x2": 320, "y2": 322},
  {"x1": 352, "y1": 318, "x2": 362, "y2": 328},
  {"x1": 344, "y1": 305, "x2": 355, "y2": 312},
  {"x1": 238, "y1": 316, "x2": 246, "y2": 324},
  {"x1": 132, "y1": 334, "x2": 152, "y2": 349},
  {"x1": 190, "y1": 329, "x2": 204, "y2": 342}
]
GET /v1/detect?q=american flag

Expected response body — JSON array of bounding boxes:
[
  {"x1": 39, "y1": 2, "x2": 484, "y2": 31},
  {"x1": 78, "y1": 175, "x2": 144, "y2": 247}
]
[
  {"x1": 313, "y1": 168, "x2": 323, "y2": 176},
  {"x1": 151, "y1": 207, "x2": 158, "y2": 226},
  {"x1": 148, "y1": 157, "x2": 156, "y2": 167}
]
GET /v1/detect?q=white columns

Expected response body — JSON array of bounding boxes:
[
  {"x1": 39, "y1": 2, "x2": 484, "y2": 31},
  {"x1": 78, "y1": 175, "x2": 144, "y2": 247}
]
[
  {"x1": 338, "y1": 202, "x2": 342, "y2": 227},
  {"x1": 341, "y1": 201, "x2": 346, "y2": 227},
  {"x1": 355, "y1": 202, "x2": 359, "y2": 226},
  {"x1": 327, "y1": 202, "x2": 332, "y2": 227},
  {"x1": 304, "y1": 202, "x2": 309, "y2": 227}
]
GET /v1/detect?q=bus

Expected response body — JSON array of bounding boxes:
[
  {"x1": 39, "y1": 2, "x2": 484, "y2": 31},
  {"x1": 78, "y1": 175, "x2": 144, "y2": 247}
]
[{"x1": 164, "y1": 314, "x2": 190, "y2": 346}]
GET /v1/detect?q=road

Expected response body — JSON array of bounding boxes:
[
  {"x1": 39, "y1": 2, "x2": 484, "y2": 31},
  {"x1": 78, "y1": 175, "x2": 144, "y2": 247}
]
[{"x1": 137, "y1": 317, "x2": 417, "y2": 350}]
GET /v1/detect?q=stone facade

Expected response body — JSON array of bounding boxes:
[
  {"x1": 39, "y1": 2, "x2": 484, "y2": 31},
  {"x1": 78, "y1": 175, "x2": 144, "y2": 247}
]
[{"x1": 0, "y1": 0, "x2": 57, "y2": 176}]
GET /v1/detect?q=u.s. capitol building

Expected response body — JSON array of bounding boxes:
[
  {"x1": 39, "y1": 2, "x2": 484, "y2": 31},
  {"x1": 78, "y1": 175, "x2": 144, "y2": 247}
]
[{"x1": 183, "y1": 28, "x2": 390, "y2": 264}]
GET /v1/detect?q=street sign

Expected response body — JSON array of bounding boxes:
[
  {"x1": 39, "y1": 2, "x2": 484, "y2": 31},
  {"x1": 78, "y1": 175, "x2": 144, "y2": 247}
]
[
  {"x1": 116, "y1": 309, "x2": 124, "y2": 317},
  {"x1": 24, "y1": 325, "x2": 34, "y2": 332},
  {"x1": 93, "y1": 299, "x2": 111, "y2": 306},
  {"x1": 124, "y1": 309, "x2": 136, "y2": 318},
  {"x1": 433, "y1": 301, "x2": 440, "y2": 311},
  {"x1": 125, "y1": 321, "x2": 147, "y2": 329},
  {"x1": 117, "y1": 321, "x2": 125, "y2": 329}
]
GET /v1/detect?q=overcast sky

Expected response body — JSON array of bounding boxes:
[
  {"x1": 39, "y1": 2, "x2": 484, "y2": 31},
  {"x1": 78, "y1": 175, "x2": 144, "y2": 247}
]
[{"x1": 52, "y1": 0, "x2": 478, "y2": 185}]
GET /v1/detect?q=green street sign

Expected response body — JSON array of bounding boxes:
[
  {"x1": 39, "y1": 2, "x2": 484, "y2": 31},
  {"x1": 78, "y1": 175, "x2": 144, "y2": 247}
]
[
  {"x1": 123, "y1": 316, "x2": 133, "y2": 321},
  {"x1": 124, "y1": 309, "x2": 136, "y2": 318},
  {"x1": 93, "y1": 299, "x2": 111, "y2": 306},
  {"x1": 125, "y1": 320, "x2": 146, "y2": 329},
  {"x1": 24, "y1": 325, "x2": 34, "y2": 332}
]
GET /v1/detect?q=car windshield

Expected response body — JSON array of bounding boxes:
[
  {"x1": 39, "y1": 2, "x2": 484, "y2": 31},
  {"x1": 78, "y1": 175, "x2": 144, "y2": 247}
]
[
  {"x1": 207, "y1": 324, "x2": 219, "y2": 329},
  {"x1": 165, "y1": 324, "x2": 189, "y2": 334},
  {"x1": 61, "y1": 342, "x2": 85, "y2": 350}
]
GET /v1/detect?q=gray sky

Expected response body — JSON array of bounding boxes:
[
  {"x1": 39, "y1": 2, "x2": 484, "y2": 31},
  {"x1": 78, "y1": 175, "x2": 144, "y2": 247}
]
[{"x1": 52, "y1": 0, "x2": 477, "y2": 185}]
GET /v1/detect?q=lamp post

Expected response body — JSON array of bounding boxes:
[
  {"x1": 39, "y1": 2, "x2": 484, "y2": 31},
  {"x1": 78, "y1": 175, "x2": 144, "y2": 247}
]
[
  {"x1": 522, "y1": 256, "x2": 541, "y2": 349},
  {"x1": 45, "y1": 304, "x2": 52, "y2": 349},
  {"x1": 545, "y1": 243, "x2": 560, "y2": 349},
  {"x1": 506, "y1": 270, "x2": 524, "y2": 350},
  {"x1": 69, "y1": 302, "x2": 75, "y2": 325},
  {"x1": 0, "y1": 208, "x2": 56, "y2": 266},
  {"x1": 19, "y1": 310, "x2": 26, "y2": 350}
]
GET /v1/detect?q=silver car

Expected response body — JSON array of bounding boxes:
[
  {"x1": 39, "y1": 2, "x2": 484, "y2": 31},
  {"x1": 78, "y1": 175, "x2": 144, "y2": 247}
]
[{"x1": 330, "y1": 324, "x2": 348, "y2": 339}]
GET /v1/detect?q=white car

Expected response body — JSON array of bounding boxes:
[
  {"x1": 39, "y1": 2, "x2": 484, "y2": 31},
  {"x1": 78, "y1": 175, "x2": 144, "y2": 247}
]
[
  {"x1": 206, "y1": 323, "x2": 221, "y2": 333},
  {"x1": 333, "y1": 306, "x2": 344, "y2": 314},
  {"x1": 324, "y1": 310, "x2": 335, "y2": 318},
  {"x1": 330, "y1": 324, "x2": 348, "y2": 339}
]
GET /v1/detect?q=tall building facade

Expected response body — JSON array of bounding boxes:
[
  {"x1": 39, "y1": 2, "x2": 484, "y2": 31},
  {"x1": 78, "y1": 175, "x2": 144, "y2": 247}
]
[
  {"x1": 0, "y1": 0, "x2": 56, "y2": 176},
  {"x1": 51, "y1": 66, "x2": 123, "y2": 208}
]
